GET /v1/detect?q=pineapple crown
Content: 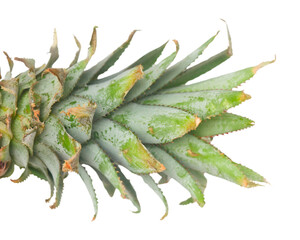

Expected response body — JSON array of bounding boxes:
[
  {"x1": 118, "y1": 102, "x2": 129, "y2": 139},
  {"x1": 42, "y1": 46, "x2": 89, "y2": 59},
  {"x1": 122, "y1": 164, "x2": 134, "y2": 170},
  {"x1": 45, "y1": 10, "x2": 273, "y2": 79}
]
[{"x1": 0, "y1": 24, "x2": 274, "y2": 220}]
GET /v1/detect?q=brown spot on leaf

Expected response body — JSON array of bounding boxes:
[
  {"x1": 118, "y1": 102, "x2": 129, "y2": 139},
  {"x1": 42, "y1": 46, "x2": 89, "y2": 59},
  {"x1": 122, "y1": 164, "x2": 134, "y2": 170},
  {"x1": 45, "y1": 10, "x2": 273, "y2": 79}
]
[
  {"x1": 187, "y1": 149, "x2": 200, "y2": 157},
  {"x1": 61, "y1": 103, "x2": 96, "y2": 120},
  {"x1": 62, "y1": 161, "x2": 72, "y2": 172},
  {"x1": 148, "y1": 127, "x2": 154, "y2": 135}
]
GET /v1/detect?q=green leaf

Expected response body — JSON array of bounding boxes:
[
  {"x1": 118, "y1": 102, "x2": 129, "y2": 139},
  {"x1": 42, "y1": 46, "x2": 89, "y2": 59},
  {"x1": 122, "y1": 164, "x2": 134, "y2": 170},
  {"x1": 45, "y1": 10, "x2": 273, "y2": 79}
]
[
  {"x1": 110, "y1": 103, "x2": 200, "y2": 144},
  {"x1": 90, "y1": 41, "x2": 168, "y2": 85},
  {"x1": 115, "y1": 165, "x2": 141, "y2": 213},
  {"x1": 94, "y1": 170, "x2": 116, "y2": 197},
  {"x1": 80, "y1": 141, "x2": 126, "y2": 198},
  {"x1": 125, "y1": 40, "x2": 179, "y2": 102},
  {"x1": 191, "y1": 113, "x2": 254, "y2": 138},
  {"x1": 11, "y1": 90, "x2": 38, "y2": 155},
  {"x1": 34, "y1": 142, "x2": 63, "y2": 209},
  {"x1": 141, "y1": 174, "x2": 169, "y2": 220},
  {"x1": 0, "y1": 124, "x2": 12, "y2": 163},
  {"x1": 9, "y1": 139, "x2": 29, "y2": 168},
  {"x1": 160, "y1": 59, "x2": 275, "y2": 93},
  {"x1": 62, "y1": 27, "x2": 97, "y2": 98},
  {"x1": 69, "y1": 36, "x2": 81, "y2": 67},
  {"x1": 146, "y1": 145, "x2": 205, "y2": 207},
  {"x1": 3, "y1": 51, "x2": 14, "y2": 76},
  {"x1": 33, "y1": 69, "x2": 67, "y2": 121},
  {"x1": 78, "y1": 165, "x2": 98, "y2": 221},
  {"x1": 163, "y1": 24, "x2": 233, "y2": 88},
  {"x1": 14, "y1": 58, "x2": 36, "y2": 97},
  {"x1": 163, "y1": 134, "x2": 254, "y2": 187},
  {"x1": 235, "y1": 163, "x2": 267, "y2": 183},
  {"x1": 144, "y1": 33, "x2": 218, "y2": 95},
  {"x1": 139, "y1": 90, "x2": 250, "y2": 119},
  {"x1": 158, "y1": 172, "x2": 171, "y2": 184},
  {"x1": 77, "y1": 30, "x2": 137, "y2": 87},
  {"x1": 45, "y1": 29, "x2": 59, "y2": 69},
  {"x1": 28, "y1": 156, "x2": 55, "y2": 202},
  {"x1": 37, "y1": 115, "x2": 81, "y2": 173},
  {"x1": 52, "y1": 96, "x2": 97, "y2": 143},
  {"x1": 74, "y1": 65, "x2": 143, "y2": 119},
  {"x1": 10, "y1": 167, "x2": 30, "y2": 183},
  {"x1": 0, "y1": 77, "x2": 18, "y2": 116},
  {"x1": 92, "y1": 118, "x2": 165, "y2": 174},
  {"x1": 179, "y1": 169, "x2": 207, "y2": 205}
]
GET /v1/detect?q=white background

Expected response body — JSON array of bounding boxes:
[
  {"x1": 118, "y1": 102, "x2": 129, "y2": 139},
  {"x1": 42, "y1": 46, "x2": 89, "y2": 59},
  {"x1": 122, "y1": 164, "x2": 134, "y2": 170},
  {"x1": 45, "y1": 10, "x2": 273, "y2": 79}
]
[{"x1": 0, "y1": 0, "x2": 299, "y2": 239}]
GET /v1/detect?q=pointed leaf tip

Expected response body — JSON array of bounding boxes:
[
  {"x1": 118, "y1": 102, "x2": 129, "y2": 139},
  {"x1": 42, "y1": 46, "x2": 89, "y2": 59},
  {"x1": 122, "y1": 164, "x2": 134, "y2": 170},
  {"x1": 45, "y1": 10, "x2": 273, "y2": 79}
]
[
  {"x1": 14, "y1": 57, "x2": 35, "y2": 72},
  {"x1": 3, "y1": 51, "x2": 14, "y2": 72},
  {"x1": 240, "y1": 92, "x2": 251, "y2": 102},
  {"x1": 172, "y1": 39, "x2": 180, "y2": 52},
  {"x1": 45, "y1": 29, "x2": 59, "y2": 68},
  {"x1": 69, "y1": 35, "x2": 82, "y2": 67},
  {"x1": 252, "y1": 56, "x2": 276, "y2": 74},
  {"x1": 87, "y1": 27, "x2": 98, "y2": 60},
  {"x1": 220, "y1": 19, "x2": 233, "y2": 56}
]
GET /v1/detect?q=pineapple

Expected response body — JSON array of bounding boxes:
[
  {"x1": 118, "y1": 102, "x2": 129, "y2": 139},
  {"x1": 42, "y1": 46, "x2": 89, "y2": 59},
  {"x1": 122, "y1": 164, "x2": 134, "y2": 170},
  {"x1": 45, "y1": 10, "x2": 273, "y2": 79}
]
[{"x1": 0, "y1": 24, "x2": 273, "y2": 221}]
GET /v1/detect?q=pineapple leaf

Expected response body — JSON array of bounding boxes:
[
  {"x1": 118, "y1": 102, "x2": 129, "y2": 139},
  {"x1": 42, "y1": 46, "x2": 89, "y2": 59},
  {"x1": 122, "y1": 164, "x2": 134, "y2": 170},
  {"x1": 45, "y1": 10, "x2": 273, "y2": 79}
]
[
  {"x1": 62, "y1": 27, "x2": 97, "y2": 98},
  {"x1": 139, "y1": 90, "x2": 250, "y2": 119},
  {"x1": 14, "y1": 58, "x2": 35, "y2": 72},
  {"x1": 28, "y1": 156, "x2": 55, "y2": 202},
  {"x1": 14, "y1": 66, "x2": 36, "y2": 97},
  {"x1": 115, "y1": 165, "x2": 141, "y2": 213},
  {"x1": 235, "y1": 163, "x2": 267, "y2": 183},
  {"x1": 95, "y1": 170, "x2": 116, "y2": 197},
  {"x1": 78, "y1": 164, "x2": 98, "y2": 221},
  {"x1": 33, "y1": 69, "x2": 67, "y2": 121},
  {"x1": 179, "y1": 169, "x2": 207, "y2": 205},
  {"x1": 163, "y1": 22, "x2": 232, "y2": 88},
  {"x1": 34, "y1": 142, "x2": 63, "y2": 209},
  {"x1": 158, "y1": 172, "x2": 171, "y2": 184},
  {"x1": 10, "y1": 139, "x2": 29, "y2": 168},
  {"x1": 80, "y1": 141, "x2": 126, "y2": 198},
  {"x1": 141, "y1": 174, "x2": 169, "y2": 220},
  {"x1": 69, "y1": 36, "x2": 81, "y2": 68},
  {"x1": 92, "y1": 118, "x2": 165, "y2": 174},
  {"x1": 163, "y1": 134, "x2": 255, "y2": 187},
  {"x1": 0, "y1": 127, "x2": 12, "y2": 164},
  {"x1": 146, "y1": 145, "x2": 205, "y2": 207},
  {"x1": 77, "y1": 30, "x2": 137, "y2": 87},
  {"x1": 38, "y1": 115, "x2": 81, "y2": 173},
  {"x1": 53, "y1": 96, "x2": 97, "y2": 143},
  {"x1": 3, "y1": 51, "x2": 14, "y2": 75},
  {"x1": 74, "y1": 65, "x2": 143, "y2": 119},
  {"x1": 144, "y1": 32, "x2": 218, "y2": 95},
  {"x1": 191, "y1": 113, "x2": 254, "y2": 138},
  {"x1": 10, "y1": 167, "x2": 30, "y2": 183},
  {"x1": 91, "y1": 41, "x2": 168, "y2": 85},
  {"x1": 161, "y1": 59, "x2": 275, "y2": 93},
  {"x1": 125, "y1": 40, "x2": 179, "y2": 102},
  {"x1": 110, "y1": 103, "x2": 200, "y2": 144},
  {"x1": 45, "y1": 29, "x2": 59, "y2": 69},
  {"x1": 0, "y1": 77, "x2": 18, "y2": 116}
]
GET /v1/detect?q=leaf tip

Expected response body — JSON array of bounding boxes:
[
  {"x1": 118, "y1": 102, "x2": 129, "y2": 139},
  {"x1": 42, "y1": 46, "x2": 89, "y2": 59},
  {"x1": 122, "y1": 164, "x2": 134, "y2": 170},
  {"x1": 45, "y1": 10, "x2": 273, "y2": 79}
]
[
  {"x1": 172, "y1": 39, "x2": 180, "y2": 52},
  {"x1": 252, "y1": 56, "x2": 276, "y2": 74},
  {"x1": 240, "y1": 92, "x2": 251, "y2": 102}
]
